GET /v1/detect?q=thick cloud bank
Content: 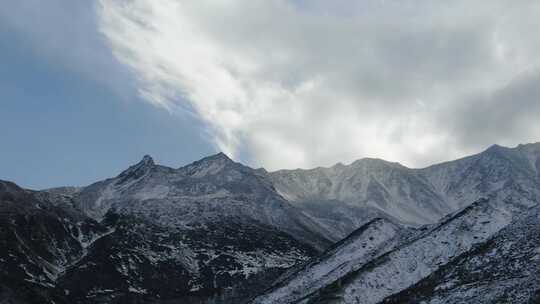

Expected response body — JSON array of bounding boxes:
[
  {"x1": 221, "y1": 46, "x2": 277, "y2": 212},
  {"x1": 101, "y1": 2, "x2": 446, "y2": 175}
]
[{"x1": 98, "y1": 0, "x2": 540, "y2": 169}]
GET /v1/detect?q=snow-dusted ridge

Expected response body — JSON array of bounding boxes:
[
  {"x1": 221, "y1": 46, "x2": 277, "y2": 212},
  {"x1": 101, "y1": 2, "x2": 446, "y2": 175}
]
[
  {"x1": 2, "y1": 142, "x2": 540, "y2": 304},
  {"x1": 250, "y1": 218, "x2": 410, "y2": 304},
  {"x1": 73, "y1": 152, "x2": 334, "y2": 249},
  {"x1": 269, "y1": 142, "x2": 540, "y2": 238},
  {"x1": 6, "y1": 152, "x2": 333, "y2": 303},
  {"x1": 382, "y1": 204, "x2": 540, "y2": 304},
  {"x1": 274, "y1": 198, "x2": 515, "y2": 304}
]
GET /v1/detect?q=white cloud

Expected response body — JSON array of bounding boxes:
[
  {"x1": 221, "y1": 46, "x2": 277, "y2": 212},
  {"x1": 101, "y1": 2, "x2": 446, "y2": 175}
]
[{"x1": 98, "y1": 0, "x2": 540, "y2": 170}]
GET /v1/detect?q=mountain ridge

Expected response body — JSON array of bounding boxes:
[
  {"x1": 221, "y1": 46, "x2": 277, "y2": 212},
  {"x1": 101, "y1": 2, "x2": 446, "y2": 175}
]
[
  {"x1": 2, "y1": 142, "x2": 540, "y2": 304},
  {"x1": 269, "y1": 142, "x2": 540, "y2": 238}
]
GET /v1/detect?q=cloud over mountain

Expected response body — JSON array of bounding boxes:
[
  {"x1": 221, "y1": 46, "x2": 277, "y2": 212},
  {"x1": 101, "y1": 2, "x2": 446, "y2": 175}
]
[{"x1": 98, "y1": 0, "x2": 540, "y2": 169}]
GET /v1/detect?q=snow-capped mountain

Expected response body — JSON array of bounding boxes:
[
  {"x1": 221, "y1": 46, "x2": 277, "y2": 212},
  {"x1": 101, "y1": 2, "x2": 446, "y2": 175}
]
[
  {"x1": 270, "y1": 159, "x2": 449, "y2": 239},
  {"x1": 270, "y1": 143, "x2": 540, "y2": 239},
  {"x1": 420, "y1": 143, "x2": 540, "y2": 211},
  {"x1": 0, "y1": 153, "x2": 332, "y2": 304},
  {"x1": 248, "y1": 143, "x2": 540, "y2": 304},
  {"x1": 74, "y1": 153, "x2": 333, "y2": 249},
  {"x1": 2, "y1": 142, "x2": 540, "y2": 304}
]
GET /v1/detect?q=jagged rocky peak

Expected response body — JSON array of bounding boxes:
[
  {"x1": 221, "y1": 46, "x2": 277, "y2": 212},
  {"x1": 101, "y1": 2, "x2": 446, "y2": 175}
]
[
  {"x1": 181, "y1": 151, "x2": 238, "y2": 177},
  {"x1": 116, "y1": 154, "x2": 156, "y2": 182},
  {"x1": 140, "y1": 154, "x2": 154, "y2": 164},
  {"x1": 207, "y1": 151, "x2": 232, "y2": 160},
  {"x1": 134, "y1": 154, "x2": 155, "y2": 169},
  {"x1": 195, "y1": 151, "x2": 234, "y2": 164},
  {"x1": 483, "y1": 143, "x2": 514, "y2": 157}
]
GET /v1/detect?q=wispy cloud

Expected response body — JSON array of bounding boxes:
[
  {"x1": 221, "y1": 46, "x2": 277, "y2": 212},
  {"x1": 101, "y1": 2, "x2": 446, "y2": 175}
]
[{"x1": 98, "y1": 0, "x2": 540, "y2": 169}]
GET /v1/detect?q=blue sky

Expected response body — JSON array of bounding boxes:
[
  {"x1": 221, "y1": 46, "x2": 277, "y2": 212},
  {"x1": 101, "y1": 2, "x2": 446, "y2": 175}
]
[{"x1": 0, "y1": 7, "x2": 214, "y2": 189}]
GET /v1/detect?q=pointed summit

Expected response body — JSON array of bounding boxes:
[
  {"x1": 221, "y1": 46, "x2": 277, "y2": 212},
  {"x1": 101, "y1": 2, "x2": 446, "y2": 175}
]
[
  {"x1": 194, "y1": 152, "x2": 235, "y2": 166},
  {"x1": 483, "y1": 144, "x2": 512, "y2": 158},
  {"x1": 204, "y1": 152, "x2": 233, "y2": 162},
  {"x1": 141, "y1": 154, "x2": 155, "y2": 166},
  {"x1": 181, "y1": 152, "x2": 236, "y2": 177},
  {"x1": 117, "y1": 154, "x2": 155, "y2": 182}
]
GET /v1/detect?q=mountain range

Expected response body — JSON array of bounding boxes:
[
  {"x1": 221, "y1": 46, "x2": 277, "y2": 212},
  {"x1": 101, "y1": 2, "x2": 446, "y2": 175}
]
[{"x1": 1, "y1": 142, "x2": 540, "y2": 303}]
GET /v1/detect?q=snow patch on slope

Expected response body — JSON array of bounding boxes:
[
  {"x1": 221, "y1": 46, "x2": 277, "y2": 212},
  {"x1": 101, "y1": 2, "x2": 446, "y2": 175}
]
[
  {"x1": 337, "y1": 199, "x2": 513, "y2": 304},
  {"x1": 251, "y1": 218, "x2": 404, "y2": 304}
]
